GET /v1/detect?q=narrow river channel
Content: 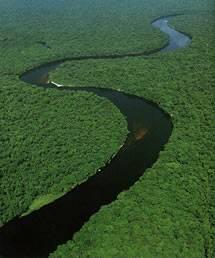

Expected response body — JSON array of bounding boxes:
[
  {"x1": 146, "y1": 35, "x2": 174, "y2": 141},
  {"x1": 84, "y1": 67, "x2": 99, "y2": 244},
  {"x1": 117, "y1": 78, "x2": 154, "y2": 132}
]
[{"x1": 0, "y1": 15, "x2": 191, "y2": 258}]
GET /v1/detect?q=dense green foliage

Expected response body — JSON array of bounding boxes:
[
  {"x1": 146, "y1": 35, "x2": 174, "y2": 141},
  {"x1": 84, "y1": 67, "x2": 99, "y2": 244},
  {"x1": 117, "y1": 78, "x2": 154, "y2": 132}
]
[
  {"x1": 1, "y1": 0, "x2": 212, "y2": 74},
  {"x1": 0, "y1": 0, "x2": 214, "y2": 257},
  {"x1": 49, "y1": 5, "x2": 214, "y2": 258},
  {"x1": 0, "y1": 80, "x2": 127, "y2": 223}
]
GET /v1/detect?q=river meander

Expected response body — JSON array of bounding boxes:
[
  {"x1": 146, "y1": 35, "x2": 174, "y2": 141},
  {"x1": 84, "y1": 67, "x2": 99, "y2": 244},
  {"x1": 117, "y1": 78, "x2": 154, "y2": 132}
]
[{"x1": 0, "y1": 15, "x2": 191, "y2": 257}]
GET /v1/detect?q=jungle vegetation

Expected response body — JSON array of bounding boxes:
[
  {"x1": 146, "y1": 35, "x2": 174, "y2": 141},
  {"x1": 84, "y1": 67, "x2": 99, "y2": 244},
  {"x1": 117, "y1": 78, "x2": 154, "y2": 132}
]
[
  {"x1": 0, "y1": 0, "x2": 214, "y2": 257},
  {"x1": 51, "y1": 13, "x2": 215, "y2": 258},
  {"x1": 0, "y1": 81, "x2": 127, "y2": 222}
]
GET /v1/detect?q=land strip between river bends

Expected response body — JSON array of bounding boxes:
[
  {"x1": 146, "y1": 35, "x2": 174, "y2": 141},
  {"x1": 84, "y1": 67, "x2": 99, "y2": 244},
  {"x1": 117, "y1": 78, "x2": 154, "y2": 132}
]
[{"x1": 0, "y1": 15, "x2": 191, "y2": 257}]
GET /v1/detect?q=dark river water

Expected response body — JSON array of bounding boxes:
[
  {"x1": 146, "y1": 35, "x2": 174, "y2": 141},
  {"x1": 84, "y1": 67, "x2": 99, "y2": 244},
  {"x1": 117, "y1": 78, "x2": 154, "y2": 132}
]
[{"x1": 0, "y1": 16, "x2": 191, "y2": 258}]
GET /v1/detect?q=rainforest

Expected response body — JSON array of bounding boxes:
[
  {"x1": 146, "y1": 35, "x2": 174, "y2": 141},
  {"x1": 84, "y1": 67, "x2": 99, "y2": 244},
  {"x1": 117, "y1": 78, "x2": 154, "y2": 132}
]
[{"x1": 0, "y1": 0, "x2": 214, "y2": 257}]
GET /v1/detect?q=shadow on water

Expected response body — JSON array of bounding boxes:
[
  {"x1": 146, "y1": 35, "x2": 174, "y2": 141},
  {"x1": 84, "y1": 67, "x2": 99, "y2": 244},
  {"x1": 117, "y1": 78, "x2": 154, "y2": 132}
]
[{"x1": 0, "y1": 15, "x2": 191, "y2": 257}]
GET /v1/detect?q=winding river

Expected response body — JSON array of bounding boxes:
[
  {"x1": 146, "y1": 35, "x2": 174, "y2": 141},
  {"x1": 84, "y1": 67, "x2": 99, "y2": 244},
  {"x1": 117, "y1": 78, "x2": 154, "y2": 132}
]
[{"x1": 0, "y1": 16, "x2": 191, "y2": 257}]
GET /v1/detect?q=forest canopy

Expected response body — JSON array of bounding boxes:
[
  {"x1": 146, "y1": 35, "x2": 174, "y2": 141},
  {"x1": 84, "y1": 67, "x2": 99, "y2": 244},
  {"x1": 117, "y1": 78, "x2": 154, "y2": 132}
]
[{"x1": 0, "y1": 0, "x2": 214, "y2": 257}]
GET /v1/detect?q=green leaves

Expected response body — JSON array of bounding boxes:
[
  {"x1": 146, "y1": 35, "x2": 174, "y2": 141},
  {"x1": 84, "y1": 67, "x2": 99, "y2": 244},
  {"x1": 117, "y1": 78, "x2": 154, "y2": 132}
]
[
  {"x1": 0, "y1": 83, "x2": 127, "y2": 224},
  {"x1": 0, "y1": 0, "x2": 214, "y2": 257}
]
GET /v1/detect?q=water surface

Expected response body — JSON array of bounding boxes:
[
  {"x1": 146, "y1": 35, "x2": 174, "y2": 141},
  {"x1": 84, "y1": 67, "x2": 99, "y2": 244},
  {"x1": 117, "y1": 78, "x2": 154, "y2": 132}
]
[{"x1": 0, "y1": 15, "x2": 191, "y2": 257}]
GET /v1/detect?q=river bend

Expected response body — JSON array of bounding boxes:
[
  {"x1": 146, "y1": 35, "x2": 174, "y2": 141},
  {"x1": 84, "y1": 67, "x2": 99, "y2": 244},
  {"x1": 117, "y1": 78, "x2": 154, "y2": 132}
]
[{"x1": 0, "y1": 15, "x2": 191, "y2": 257}]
